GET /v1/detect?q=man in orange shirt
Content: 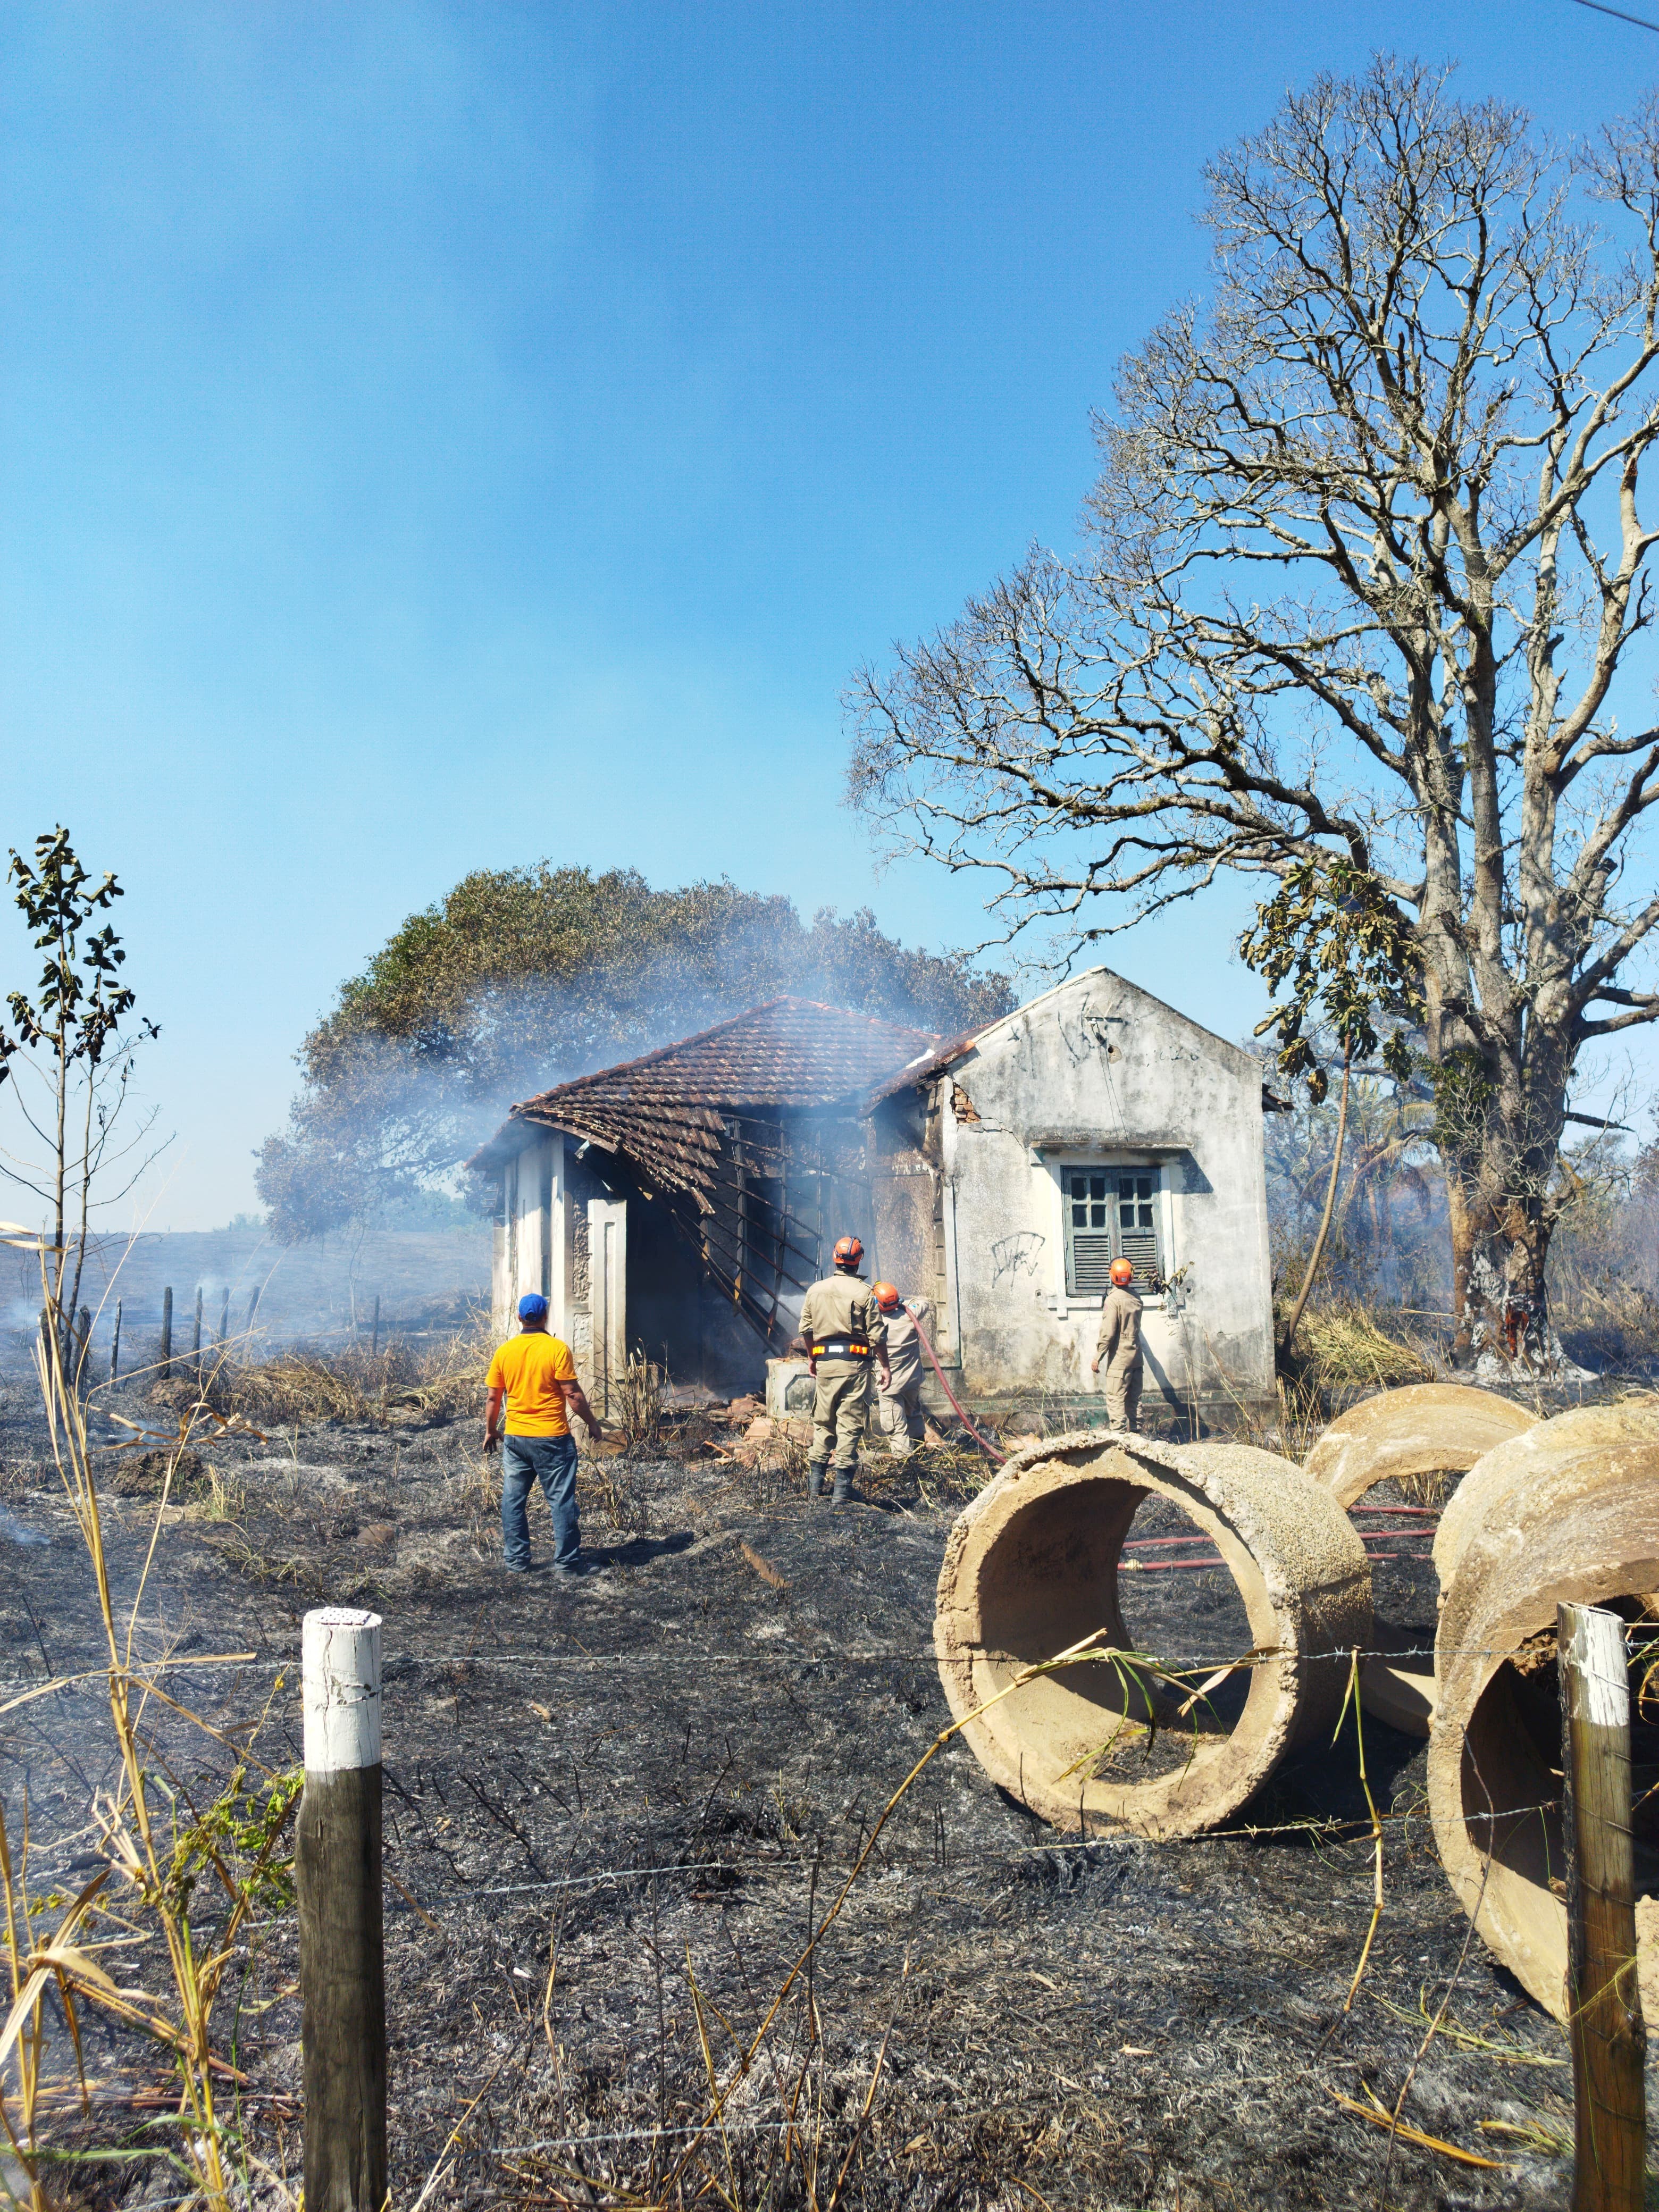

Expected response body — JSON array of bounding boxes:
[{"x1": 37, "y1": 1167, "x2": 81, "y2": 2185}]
[{"x1": 484, "y1": 1293, "x2": 606, "y2": 1574}]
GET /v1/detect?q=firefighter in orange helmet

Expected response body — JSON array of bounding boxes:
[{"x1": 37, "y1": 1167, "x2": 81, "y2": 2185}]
[
  {"x1": 797, "y1": 1235, "x2": 888, "y2": 1504},
  {"x1": 1090, "y1": 1255, "x2": 1144, "y2": 1433},
  {"x1": 871, "y1": 1280, "x2": 942, "y2": 1457}
]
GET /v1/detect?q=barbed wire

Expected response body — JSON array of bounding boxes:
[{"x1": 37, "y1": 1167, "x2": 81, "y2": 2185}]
[
  {"x1": 499, "y1": 2118, "x2": 800, "y2": 2155},
  {"x1": 0, "y1": 1633, "x2": 1630, "y2": 1706},
  {"x1": 387, "y1": 1798, "x2": 1561, "y2": 1911},
  {"x1": 13, "y1": 1784, "x2": 1551, "y2": 1921}
]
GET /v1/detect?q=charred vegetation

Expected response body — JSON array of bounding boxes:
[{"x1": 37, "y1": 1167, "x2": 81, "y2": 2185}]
[{"x1": 0, "y1": 1372, "x2": 1585, "y2": 2211}]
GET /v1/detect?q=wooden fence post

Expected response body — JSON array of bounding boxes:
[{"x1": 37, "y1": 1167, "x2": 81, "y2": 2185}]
[
  {"x1": 298, "y1": 1607, "x2": 387, "y2": 2212},
  {"x1": 218, "y1": 1287, "x2": 230, "y2": 1345},
  {"x1": 192, "y1": 1285, "x2": 203, "y2": 1357},
  {"x1": 109, "y1": 1301, "x2": 122, "y2": 1385},
  {"x1": 1559, "y1": 1601, "x2": 1647, "y2": 2212},
  {"x1": 160, "y1": 1286, "x2": 172, "y2": 1379},
  {"x1": 246, "y1": 1284, "x2": 262, "y2": 1338},
  {"x1": 371, "y1": 1295, "x2": 380, "y2": 1356}
]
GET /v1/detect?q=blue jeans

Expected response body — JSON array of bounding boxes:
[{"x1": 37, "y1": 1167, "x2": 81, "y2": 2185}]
[{"x1": 500, "y1": 1433, "x2": 581, "y2": 1569}]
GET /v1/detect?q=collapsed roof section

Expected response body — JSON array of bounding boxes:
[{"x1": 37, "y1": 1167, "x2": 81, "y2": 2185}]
[
  {"x1": 470, "y1": 997, "x2": 950, "y2": 1347},
  {"x1": 501, "y1": 996, "x2": 941, "y2": 1193}
]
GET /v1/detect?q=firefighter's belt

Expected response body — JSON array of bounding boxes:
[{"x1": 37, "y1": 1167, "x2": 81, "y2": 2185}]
[{"x1": 812, "y1": 1337, "x2": 870, "y2": 1360}]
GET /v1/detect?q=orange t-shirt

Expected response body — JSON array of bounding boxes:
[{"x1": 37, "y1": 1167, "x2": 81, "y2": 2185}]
[{"x1": 486, "y1": 1330, "x2": 577, "y2": 1436}]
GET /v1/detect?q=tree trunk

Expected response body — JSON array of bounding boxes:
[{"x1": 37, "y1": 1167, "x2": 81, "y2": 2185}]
[
  {"x1": 1448, "y1": 1171, "x2": 1563, "y2": 1376},
  {"x1": 1447, "y1": 1177, "x2": 1478, "y2": 1360},
  {"x1": 1280, "y1": 1049, "x2": 1351, "y2": 1365}
]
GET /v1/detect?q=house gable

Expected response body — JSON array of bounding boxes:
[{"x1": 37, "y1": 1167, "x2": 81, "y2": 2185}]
[{"x1": 937, "y1": 965, "x2": 1257, "y2": 1153}]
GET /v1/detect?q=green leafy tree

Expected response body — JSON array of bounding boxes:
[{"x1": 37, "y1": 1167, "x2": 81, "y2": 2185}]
[
  {"x1": 1239, "y1": 859, "x2": 1423, "y2": 1103},
  {"x1": 258, "y1": 864, "x2": 1011, "y2": 1241},
  {"x1": 0, "y1": 828, "x2": 162, "y2": 1368}
]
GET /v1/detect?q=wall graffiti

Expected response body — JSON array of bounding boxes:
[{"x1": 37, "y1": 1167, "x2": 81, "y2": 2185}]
[{"x1": 991, "y1": 1228, "x2": 1045, "y2": 1284}]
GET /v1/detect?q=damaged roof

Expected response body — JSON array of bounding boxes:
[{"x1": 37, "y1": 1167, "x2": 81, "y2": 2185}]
[
  {"x1": 852, "y1": 1025, "x2": 988, "y2": 1113},
  {"x1": 468, "y1": 997, "x2": 941, "y2": 1200}
]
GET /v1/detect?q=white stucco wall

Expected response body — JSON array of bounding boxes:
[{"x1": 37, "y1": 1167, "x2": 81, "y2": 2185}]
[
  {"x1": 490, "y1": 1127, "x2": 633, "y2": 1413},
  {"x1": 493, "y1": 1129, "x2": 561, "y2": 1338},
  {"x1": 936, "y1": 967, "x2": 1273, "y2": 1410}
]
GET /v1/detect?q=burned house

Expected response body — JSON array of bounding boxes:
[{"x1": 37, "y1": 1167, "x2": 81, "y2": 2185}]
[{"x1": 470, "y1": 967, "x2": 1275, "y2": 1422}]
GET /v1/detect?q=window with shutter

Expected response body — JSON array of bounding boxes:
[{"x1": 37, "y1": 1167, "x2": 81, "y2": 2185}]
[
  {"x1": 1062, "y1": 1165, "x2": 1163, "y2": 1296},
  {"x1": 1115, "y1": 1171, "x2": 1162, "y2": 1289},
  {"x1": 1062, "y1": 1169, "x2": 1115, "y2": 1296}
]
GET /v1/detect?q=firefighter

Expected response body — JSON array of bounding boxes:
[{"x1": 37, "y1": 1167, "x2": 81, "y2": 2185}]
[
  {"x1": 1091, "y1": 1255, "x2": 1144, "y2": 1433},
  {"x1": 798, "y1": 1235, "x2": 889, "y2": 1504},
  {"x1": 872, "y1": 1282, "x2": 942, "y2": 1456}
]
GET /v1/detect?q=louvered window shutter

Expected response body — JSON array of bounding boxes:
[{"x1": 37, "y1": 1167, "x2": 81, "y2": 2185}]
[
  {"x1": 1062, "y1": 1169, "x2": 1113, "y2": 1296},
  {"x1": 1115, "y1": 1171, "x2": 1162, "y2": 1288},
  {"x1": 1063, "y1": 1166, "x2": 1163, "y2": 1296}
]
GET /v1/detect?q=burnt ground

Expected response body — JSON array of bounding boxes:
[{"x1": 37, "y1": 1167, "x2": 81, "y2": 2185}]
[{"x1": 0, "y1": 1385, "x2": 1614, "y2": 2212}]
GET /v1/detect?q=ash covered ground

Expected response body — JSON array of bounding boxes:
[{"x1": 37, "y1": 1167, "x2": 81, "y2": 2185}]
[{"x1": 0, "y1": 1381, "x2": 1611, "y2": 2211}]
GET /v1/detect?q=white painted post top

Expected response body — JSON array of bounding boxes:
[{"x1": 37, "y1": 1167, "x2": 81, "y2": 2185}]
[
  {"x1": 303, "y1": 1607, "x2": 383, "y2": 1772},
  {"x1": 1562, "y1": 1602, "x2": 1629, "y2": 1730}
]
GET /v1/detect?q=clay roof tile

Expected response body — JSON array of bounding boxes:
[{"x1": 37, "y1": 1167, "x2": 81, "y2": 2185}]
[{"x1": 466, "y1": 998, "x2": 942, "y2": 1195}]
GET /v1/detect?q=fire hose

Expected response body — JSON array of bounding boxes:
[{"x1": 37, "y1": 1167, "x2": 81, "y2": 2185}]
[{"x1": 908, "y1": 1306, "x2": 1008, "y2": 1464}]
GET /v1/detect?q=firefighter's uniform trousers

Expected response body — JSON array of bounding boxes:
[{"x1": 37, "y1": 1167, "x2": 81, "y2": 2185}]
[{"x1": 811, "y1": 1360, "x2": 872, "y2": 1472}]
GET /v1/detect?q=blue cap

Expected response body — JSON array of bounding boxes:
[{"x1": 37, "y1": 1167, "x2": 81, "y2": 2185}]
[{"x1": 517, "y1": 1293, "x2": 549, "y2": 1321}]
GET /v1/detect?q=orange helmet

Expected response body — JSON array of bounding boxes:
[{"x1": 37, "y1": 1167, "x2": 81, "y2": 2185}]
[
  {"x1": 1110, "y1": 1257, "x2": 1136, "y2": 1286},
  {"x1": 833, "y1": 1235, "x2": 864, "y2": 1269},
  {"x1": 872, "y1": 1280, "x2": 901, "y2": 1312}
]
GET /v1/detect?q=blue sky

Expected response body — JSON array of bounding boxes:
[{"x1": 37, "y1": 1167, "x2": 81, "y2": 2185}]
[{"x1": 1, "y1": 0, "x2": 1655, "y2": 1228}]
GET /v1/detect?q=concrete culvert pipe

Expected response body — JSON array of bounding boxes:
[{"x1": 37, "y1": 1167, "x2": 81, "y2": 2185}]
[
  {"x1": 1303, "y1": 1383, "x2": 1534, "y2": 1738},
  {"x1": 1428, "y1": 1436, "x2": 1659, "y2": 2023},
  {"x1": 1434, "y1": 1397, "x2": 1659, "y2": 1589},
  {"x1": 933, "y1": 1432, "x2": 1372, "y2": 1841}
]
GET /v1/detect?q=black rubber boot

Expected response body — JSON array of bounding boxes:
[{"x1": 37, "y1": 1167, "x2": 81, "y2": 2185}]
[
  {"x1": 807, "y1": 1460, "x2": 828, "y2": 1500},
  {"x1": 831, "y1": 1468, "x2": 856, "y2": 1505}
]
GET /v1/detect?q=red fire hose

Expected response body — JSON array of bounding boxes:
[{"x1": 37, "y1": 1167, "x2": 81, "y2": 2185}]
[{"x1": 909, "y1": 1306, "x2": 1009, "y2": 1464}]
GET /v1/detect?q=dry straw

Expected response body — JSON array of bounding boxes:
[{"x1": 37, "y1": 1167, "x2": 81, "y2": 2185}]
[
  {"x1": 0, "y1": 1228, "x2": 298, "y2": 2212},
  {"x1": 230, "y1": 1306, "x2": 495, "y2": 1429}
]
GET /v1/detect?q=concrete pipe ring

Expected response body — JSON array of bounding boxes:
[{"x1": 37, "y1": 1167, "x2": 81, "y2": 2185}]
[
  {"x1": 1303, "y1": 1384, "x2": 1534, "y2": 1738},
  {"x1": 1428, "y1": 1442, "x2": 1659, "y2": 2023},
  {"x1": 933, "y1": 1431, "x2": 1372, "y2": 1841},
  {"x1": 1434, "y1": 1400, "x2": 1659, "y2": 1591}
]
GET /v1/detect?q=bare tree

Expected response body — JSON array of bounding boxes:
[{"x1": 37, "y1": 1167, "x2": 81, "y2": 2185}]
[{"x1": 850, "y1": 57, "x2": 1659, "y2": 1366}]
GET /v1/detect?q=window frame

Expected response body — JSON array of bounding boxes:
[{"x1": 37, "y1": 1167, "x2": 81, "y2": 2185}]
[{"x1": 1050, "y1": 1155, "x2": 1172, "y2": 1310}]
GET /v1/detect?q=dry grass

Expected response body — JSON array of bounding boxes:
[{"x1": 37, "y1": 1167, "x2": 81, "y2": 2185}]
[
  {"x1": 1219, "y1": 1375, "x2": 1329, "y2": 1463},
  {"x1": 1288, "y1": 1302, "x2": 1440, "y2": 1390},
  {"x1": 1552, "y1": 1271, "x2": 1659, "y2": 1370},
  {"x1": 898, "y1": 1437, "x2": 1002, "y2": 1506},
  {"x1": 1199, "y1": 1298, "x2": 1440, "y2": 1464},
  {"x1": 182, "y1": 1462, "x2": 247, "y2": 1524},
  {"x1": 577, "y1": 1454, "x2": 650, "y2": 1537},
  {"x1": 1, "y1": 1273, "x2": 300, "y2": 2212},
  {"x1": 764, "y1": 1419, "x2": 811, "y2": 1482},
  {"x1": 229, "y1": 1350, "x2": 381, "y2": 1423},
  {"x1": 611, "y1": 1350, "x2": 666, "y2": 1458},
  {"x1": 228, "y1": 1311, "x2": 493, "y2": 1428}
]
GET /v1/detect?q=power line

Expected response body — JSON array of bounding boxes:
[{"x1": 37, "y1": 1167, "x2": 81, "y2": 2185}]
[{"x1": 1570, "y1": 0, "x2": 1659, "y2": 30}]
